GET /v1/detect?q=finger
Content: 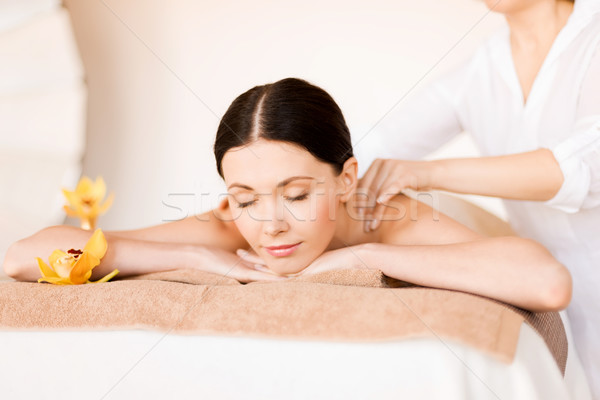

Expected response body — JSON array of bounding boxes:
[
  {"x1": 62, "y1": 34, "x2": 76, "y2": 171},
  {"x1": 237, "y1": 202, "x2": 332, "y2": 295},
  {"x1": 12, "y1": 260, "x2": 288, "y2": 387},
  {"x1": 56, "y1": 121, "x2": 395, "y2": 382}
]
[
  {"x1": 363, "y1": 208, "x2": 376, "y2": 233},
  {"x1": 369, "y1": 203, "x2": 385, "y2": 231},
  {"x1": 369, "y1": 179, "x2": 408, "y2": 231},
  {"x1": 358, "y1": 170, "x2": 383, "y2": 233},
  {"x1": 376, "y1": 180, "x2": 407, "y2": 207},
  {"x1": 238, "y1": 258, "x2": 284, "y2": 278},
  {"x1": 369, "y1": 162, "x2": 395, "y2": 200},
  {"x1": 235, "y1": 265, "x2": 289, "y2": 282},
  {"x1": 253, "y1": 264, "x2": 272, "y2": 273},
  {"x1": 236, "y1": 248, "x2": 266, "y2": 265},
  {"x1": 356, "y1": 159, "x2": 384, "y2": 217},
  {"x1": 238, "y1": 257, "x2": 269, "y2": 273},
  {"x1": 250, "y1": 268, "x2": 290, "y2": 281},
  {"x1": 363, "y1": 161, "x2": 395, "y2": 229},
  {"x1": 356, "y1": 159, "x2": 383, "y2": 193},
  {"x1": 255, "y1": 272, "x2": 289, "y2": 281}
]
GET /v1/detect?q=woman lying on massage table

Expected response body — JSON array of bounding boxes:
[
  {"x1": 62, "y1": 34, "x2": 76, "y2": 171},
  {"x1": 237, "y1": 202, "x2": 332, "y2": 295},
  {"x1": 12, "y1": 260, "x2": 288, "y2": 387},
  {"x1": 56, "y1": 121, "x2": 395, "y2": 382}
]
[{"x1": 3, "y1": 77, "x2": 572, "y2": 312}]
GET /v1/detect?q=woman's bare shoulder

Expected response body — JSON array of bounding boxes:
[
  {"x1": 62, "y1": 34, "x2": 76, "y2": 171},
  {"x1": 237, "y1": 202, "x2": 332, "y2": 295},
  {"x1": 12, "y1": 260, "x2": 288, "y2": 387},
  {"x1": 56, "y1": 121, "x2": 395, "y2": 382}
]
[{"x1": 377, "y1": 193, "x2": 483, "y2": 246}]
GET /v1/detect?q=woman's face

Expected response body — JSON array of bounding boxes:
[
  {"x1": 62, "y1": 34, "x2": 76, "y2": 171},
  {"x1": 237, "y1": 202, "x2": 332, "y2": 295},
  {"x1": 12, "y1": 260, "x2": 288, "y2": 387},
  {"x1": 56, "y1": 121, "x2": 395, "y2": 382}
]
[{"x1": 221, "y1": 139, "x2": 348, "y2": 275}]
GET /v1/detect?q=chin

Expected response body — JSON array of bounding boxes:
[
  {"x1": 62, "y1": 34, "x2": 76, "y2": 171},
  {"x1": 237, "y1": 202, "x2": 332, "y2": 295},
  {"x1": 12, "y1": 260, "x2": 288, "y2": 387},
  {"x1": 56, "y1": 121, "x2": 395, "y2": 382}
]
[
  {"x1": 263, "y1": 253, "x2": 313, "y2": 276},
  {"x1": 258, "y1": 242, "x2": 319, "y2": 276},
  {"x1": 267, "y1": 261, "x2": 308, "y2": 276}
]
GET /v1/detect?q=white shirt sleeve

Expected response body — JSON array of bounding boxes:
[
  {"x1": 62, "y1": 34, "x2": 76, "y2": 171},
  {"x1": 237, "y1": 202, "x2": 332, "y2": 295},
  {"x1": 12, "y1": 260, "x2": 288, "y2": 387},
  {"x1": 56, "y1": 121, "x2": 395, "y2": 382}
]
[{"x1": 544, "y1": 41, "x2": 600, "y2": 213}]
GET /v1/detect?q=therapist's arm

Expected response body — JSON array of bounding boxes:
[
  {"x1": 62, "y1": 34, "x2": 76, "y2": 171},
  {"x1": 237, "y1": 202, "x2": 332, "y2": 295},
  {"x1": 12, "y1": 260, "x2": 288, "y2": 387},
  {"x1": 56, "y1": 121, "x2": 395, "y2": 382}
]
[
  {"x1": 430, "y1": 148, "x2": 564, "y2": 200},
  {"x1": 358, "y1": 149, "x2": 564, "y2": 231}
]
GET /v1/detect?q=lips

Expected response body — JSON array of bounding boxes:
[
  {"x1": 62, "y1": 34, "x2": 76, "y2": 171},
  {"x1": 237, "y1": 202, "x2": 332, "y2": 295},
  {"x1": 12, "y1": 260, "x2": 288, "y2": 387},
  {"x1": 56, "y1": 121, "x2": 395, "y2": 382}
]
[
  {"x1": 265, "y1": 243, "x2": 301, "y2": 250},
  {"x1": 264, "y1": 242, "x2": 302, "y2": 257}
]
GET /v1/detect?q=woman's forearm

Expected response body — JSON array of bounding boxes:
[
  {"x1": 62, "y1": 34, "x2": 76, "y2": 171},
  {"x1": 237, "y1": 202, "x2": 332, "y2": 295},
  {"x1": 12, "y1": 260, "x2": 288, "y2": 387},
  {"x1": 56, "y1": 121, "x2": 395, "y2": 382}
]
[
  {"x1": 357, "y1": 237, "x2": 572, "y2": 312},
  {"x1": 430, "y1": 148, "x2": 564, "y2": 201},
  {"x1": 3, "y1": 225, "x2": 210, "y2": 282}
]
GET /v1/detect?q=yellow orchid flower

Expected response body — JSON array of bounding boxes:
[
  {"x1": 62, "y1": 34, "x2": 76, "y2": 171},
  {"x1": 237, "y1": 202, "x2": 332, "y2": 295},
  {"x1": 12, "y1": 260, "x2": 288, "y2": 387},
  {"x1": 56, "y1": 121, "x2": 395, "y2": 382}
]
[
  {"x1": 36, "y1": 229, "x2": 119, "y2": 285},
  {"x1": 63, "y1": 176, "x2": 114, "y2": 230}
]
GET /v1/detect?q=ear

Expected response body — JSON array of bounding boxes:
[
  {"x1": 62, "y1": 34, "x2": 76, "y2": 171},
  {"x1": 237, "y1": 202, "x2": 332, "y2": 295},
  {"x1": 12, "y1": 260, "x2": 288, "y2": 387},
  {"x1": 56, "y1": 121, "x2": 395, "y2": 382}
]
[{"x1": 337, "y1": 157, "x2": 358, "y2": 203}]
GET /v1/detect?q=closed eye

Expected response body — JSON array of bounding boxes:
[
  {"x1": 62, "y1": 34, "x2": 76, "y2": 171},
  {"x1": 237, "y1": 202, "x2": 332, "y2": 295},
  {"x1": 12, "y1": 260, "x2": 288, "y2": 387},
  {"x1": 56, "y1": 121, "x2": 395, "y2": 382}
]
[
  {"x1": 236, "y1": 193, "x2": 309, "y2": 209},
  {"x1": 286, "y1": 193, "x2": 309, "y2": 202},
  {"x1": 237, "y1": 200, "x2": 255, "y2": 209}
]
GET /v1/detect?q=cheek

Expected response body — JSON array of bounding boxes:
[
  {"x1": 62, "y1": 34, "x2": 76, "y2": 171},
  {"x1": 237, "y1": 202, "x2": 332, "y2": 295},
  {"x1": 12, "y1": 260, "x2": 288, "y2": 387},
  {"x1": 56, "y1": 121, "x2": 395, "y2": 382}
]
[
  {"x1": 314, "y1": 196, "x2": 336, "y2": 229},
  {"x1": 232, "y1": 213, "x2": 261, "y2": 247},
  {"x1": 292, "y1": 193, "x2": 337, "y2": 245}
]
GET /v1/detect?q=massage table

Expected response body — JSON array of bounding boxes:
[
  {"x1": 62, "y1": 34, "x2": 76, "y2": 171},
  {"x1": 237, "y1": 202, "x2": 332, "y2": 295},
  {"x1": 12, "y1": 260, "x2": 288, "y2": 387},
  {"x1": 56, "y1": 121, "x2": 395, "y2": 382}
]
[{"x1": 0, "y1": 267, "x2": 592, "y2": 399}]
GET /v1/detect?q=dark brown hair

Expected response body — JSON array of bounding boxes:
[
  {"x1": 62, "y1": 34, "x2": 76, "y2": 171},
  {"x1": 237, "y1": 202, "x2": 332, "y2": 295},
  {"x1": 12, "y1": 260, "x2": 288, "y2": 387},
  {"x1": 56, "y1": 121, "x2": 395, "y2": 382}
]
[{"x1": 214, "y1": 78, "x2": 353, "y2": 178}]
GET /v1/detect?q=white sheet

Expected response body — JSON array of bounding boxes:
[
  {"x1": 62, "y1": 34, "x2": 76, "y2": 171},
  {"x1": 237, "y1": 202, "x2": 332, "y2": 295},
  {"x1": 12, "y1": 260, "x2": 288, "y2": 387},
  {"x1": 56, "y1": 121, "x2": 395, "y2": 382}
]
[{"x1": 0, "y1": 311, "x2": 591, "y2": 399}]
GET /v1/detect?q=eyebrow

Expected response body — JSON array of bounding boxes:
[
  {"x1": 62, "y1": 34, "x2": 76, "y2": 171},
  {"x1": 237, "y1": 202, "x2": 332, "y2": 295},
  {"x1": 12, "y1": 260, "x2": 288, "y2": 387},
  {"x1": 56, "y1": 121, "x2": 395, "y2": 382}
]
[{"x1": 227, "y1": 176, "x2": 316, "y2": 191}]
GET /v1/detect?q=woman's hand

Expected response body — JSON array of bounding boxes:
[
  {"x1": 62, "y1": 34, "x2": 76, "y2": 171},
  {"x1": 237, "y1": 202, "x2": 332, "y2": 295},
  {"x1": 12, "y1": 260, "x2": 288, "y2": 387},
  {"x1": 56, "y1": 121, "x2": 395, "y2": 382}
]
[
  {"x1": 236, "y1": 248, "x2": 302, "y2": 277},
  {"x1": 236, "y1": 246, "x2": 369, "y2": 278},
  {"x1": 356, "y1": 158, "x2": 435, "y2": 232},
  {"x1": 199, "y1": 247, "x2": 289, "y2": 283},
  {"x1": 289, "y1": 246, "x2": 370, "y2": 277}
]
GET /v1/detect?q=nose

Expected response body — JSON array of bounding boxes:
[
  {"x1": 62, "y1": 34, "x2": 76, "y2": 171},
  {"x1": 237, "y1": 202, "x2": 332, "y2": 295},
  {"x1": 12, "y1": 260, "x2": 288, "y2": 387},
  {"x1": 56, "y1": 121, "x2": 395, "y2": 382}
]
[
  {"x1": 264, "y1": 218, "x2": 289, "y2": 236},
  {"x1": 262, "y1": 197, "x2": 290, "y2": 237}
]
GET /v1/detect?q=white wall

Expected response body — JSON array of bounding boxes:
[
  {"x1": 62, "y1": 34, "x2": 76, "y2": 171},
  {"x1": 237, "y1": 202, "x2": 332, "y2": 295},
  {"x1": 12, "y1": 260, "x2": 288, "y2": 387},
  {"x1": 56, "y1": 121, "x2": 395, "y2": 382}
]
[
  {"x1": 64, "y1": 0, "x2": 506, "y2": 230},
  {"x1": 0, "y1": 0, "x2": 86, "y2": 275}
]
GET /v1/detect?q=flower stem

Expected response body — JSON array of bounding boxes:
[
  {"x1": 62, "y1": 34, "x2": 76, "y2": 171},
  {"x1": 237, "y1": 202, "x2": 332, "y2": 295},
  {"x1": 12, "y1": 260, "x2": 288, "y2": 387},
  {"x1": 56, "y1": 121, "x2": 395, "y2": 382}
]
[{"x1": 80, "y1": 217, "x2": 96, "y2": 231}]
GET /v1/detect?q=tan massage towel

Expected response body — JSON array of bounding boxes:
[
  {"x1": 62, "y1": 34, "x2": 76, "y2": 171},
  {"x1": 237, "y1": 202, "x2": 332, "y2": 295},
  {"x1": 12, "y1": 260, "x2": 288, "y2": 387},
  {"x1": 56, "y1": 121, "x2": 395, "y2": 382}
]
[{"x1": 0, "y1": 268, "x2": 566, "y2": 375}]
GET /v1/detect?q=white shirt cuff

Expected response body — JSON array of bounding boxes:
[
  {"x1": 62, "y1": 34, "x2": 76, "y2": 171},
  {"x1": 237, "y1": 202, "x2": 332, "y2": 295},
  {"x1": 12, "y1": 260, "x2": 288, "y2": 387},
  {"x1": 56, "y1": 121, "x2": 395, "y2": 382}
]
[
  {"x1": 543, "y1": 148, "x2": 591, "y2": 213},
  {"x1": 543, "y1": 121, "x2": 600, "y2": 213}
]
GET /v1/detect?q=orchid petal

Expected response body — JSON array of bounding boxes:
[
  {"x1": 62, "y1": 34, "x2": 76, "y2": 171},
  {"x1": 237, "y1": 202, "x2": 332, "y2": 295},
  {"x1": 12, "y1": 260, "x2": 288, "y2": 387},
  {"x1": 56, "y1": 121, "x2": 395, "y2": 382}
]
[
  {"x1": 63, "y1": 205, "x2": 78, "y2": 217},
  {"x1": 37, "y1": 276, "x2": 72, "y2": 285},
  {"x1": 97, "y1": 193, "x2": 114, "y2": 215},
  {"x1": 62, "y1": 188, "x2": 81, "y2": 207},
  {"x1": 76, "y1": 176, "x2": 94, "y2": 195},
  {"x1": 69, "y1": 252, "x2": 99, "y2": 284},
  {"x1": 91, "y1": 176, "x2": 107, "y2": 202},
  {"x1": 36, "y1": 257, "x2": 58, "y2": 279},
  {"x1": 83, "y1": 229, "x2": 107, "y2": 260}
]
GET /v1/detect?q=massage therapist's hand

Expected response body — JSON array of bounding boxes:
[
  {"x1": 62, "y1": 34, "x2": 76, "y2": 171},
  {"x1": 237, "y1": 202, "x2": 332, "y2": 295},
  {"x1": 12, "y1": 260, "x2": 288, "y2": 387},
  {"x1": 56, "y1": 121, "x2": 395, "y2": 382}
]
[
  {"x1": 200, "y1": 247, "x2": 288, "y2": 283},
  {"x1": 357, "y1": 158, "x2": 435, "y2": 232}
]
